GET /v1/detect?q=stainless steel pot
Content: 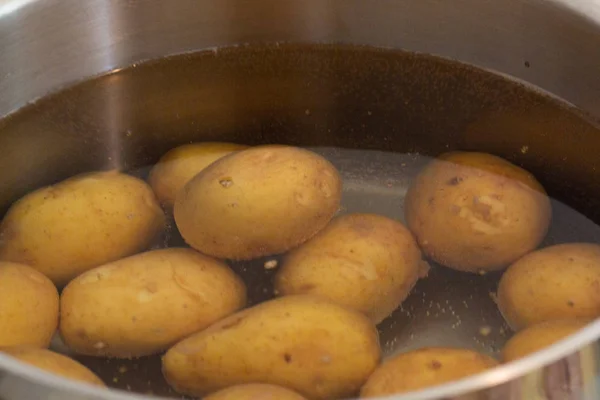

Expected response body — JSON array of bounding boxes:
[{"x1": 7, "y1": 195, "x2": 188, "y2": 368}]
[{"x1": 0, "y1": 0, "x2": 599, "y2": 399}]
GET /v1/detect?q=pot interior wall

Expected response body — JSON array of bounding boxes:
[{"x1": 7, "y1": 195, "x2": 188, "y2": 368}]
[
  {"x1": 1, "y1": 44, "x2": 599, "y2": 219},
  {"x1": 1, "y1": 43, "x2": 600, "y2": 398}
]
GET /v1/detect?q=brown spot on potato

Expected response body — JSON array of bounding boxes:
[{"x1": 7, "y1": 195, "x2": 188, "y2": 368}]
[
  {"x1": 297, "y1": 283, "x2": 317, "y2": 292},
  {"x1": 472, "y1": 197, "x2": 492, "y2": 220},
  {"x1": 430, "y1": 360, "x2": 442, "y2": 370},
  {"x1": 283, "y1": 353, "x2": 292, "y2": 363},
  {"x1": 567, "y1": 301, "x2": 575, "y2": 307},
  {"x1": 350, "y1": 218, "x2": 375, "y2": 236},
  {"x1": 42, "y1": 187, "x2": 60, "y2": 200},
  {"x1": 218, "y1": 177, "x2": 233, "y2": 188},
  {"x1": 447, "y1": 177, "x2": 463, "y2": 186},
  {"x1": 318, "y1": 181, "x2": 333, "y2": 198}
]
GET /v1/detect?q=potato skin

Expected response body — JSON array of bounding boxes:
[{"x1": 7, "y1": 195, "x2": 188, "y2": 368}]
[
  {"x1": 0, "y1": 170, "x2": 165, "y2": 286},
  {"x1": 162, "y1": 295, "x2": 381, "y2": 400},
  {"x1": 174, "y1": 145, "x2": 342, "y2": 260},
  {"x1": 275, "y1": 213, "x2": 427, "y2": 324},
  {"x1": 502, "y1": 320, "x2": 589, "y2": 362},
  {"x1": 149, "y1": 142, "x2": 248, "y2": 209},
  {"x1": 497, "y1": 243, "x2": 600, "y2": 330},
  {"x1": 0, "y1": 262, "x2": 59, "y2": 348},
  {"x1": 60, "y1": 248, "x2": 246, "y2": 358},
  {"x1": 360, "y1": 347, "x2": 498, "y2": 397},
  {"x1": 204, "y1": 384, "x2": 307, "y2": 400},
  {"x1": 405, "y1": 151, "x2": 551, "y2": 272},
  {"x1": 0, "y1": 346, "x2": 104, "y2": 386}
]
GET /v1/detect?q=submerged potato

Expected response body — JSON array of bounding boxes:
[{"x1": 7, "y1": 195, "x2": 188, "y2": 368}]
[
  {"x1": 148, "y1": 142, "x2": 248, "y2": 209},
  {"x1": 0, "y1": 262, "x2": 59, "y2": 348},
  {"x1": 405, "y1": 151, "x2": 551, "y2": 273},
  {"x1": 0, "y1": 170, "x2": 165, "y2": 286},
  {"x1": 497, "y1": 243, "x2": 600, "y2": 330},
  {"x1": 163, "y1": 295, "x2": 380, "y2": 399},
  {"x1": 1, "y1": 346, "x2": 104, "y2": 386},
  {"x1": 174, "y1": 145, "x2": 342, "y2": 260},
  {"x1": 275, "y1": 213, "x2": 428, "y2": 323},
  {"x1": 502, "y1": 320, "x2": 589, "y2": 362},
  {"x1": 360, "y1": 347, "x2": 498, "y2": 397},
  {"x1": 60, "y1": 248, "x2": 246, "y2": 358},
  {"x1": 204, "y1": 384, "x2": 308, "y2": 400}
]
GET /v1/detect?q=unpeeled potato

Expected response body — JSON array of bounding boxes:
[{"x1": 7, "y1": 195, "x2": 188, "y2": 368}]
[
  {"x1": 0, "y1": 346, "x2": 104, "y2": 386},
  {"x1": 0, "y1": 262, "x2": 59, "y2": 348},
  {"x1": 163, "y1": 295, "x2": 380, "y2": 400},
  {"x1": 275, "y1": 213, "x2": 428, "y2": 323},
  {"x1": 148, "y1": 142, "x2": 248, "y2": 209},
  {"x1": 60, "y1": 248, "x2": 246, "y2": 358},
  {"x1": 361, "y1": 347, "x2": 498, "y2": 397},
  {"x1": 497, "y1": 243, "x2": 600, "y2": 330},
  {"x1": 0, "y1": 170, "x2": 165, "y2": 286},
  {"x1": 174, "y1": 145, "x2": 342, "y2": 260},
  {"x1": 502, "y1": 320, "x2": 589, "y2": 362},
  {"x1": 405, "y1": 151, "x2": 551, "y2": 273},
  {"x1": 204, "y1": 384, "x2": 307, "y2": 400}
]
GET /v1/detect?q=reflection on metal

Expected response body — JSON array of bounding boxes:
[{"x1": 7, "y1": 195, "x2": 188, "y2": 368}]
[{"x1": 0, "y1": 0, "x2": 36, "y2": 18}]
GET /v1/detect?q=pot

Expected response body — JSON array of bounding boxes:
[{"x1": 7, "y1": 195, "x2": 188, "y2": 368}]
[{"x1": 0, "y1": 0, "x2": 599, "y2": 399}]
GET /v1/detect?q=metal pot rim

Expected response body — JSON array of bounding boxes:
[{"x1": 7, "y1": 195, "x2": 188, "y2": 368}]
[{"x1": 1, "y1": 318, "x2": 599, "y2": 399}]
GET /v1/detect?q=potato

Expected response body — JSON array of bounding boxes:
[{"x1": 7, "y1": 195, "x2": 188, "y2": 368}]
[
  {"x1": 204, "y1": 384, "x2": 307, "y2": 400},
  {"x1": 0, "y1": 346, "x2": 104, "y2": 386},
  {"x1": 360, "y1": 347, "x2": 498, "y2": 397},
  {"x1": 148, "y1": 142, "x2": 248, "y2": 209},
  {"x1": 163, "y1": 295, "x2": 380, "y2": 399},
  {"x1": 60, "y1": 248, "x2": 246, "y2": 358},
  {"x1": 0, "y1": 170, "x2": 165, "y2": 286},
  {"x1": 502, "y1": 320, "x2": 589, "y2": 362},
  {"x1": 497, "y1": 243, "x2": 600, "y2": 330},
  {"x1": 405, "y1": 151, "x2": 551, "y2": 273},
  {"x1": 0, "y1": 262, "x2": 58, "y2": 348},
  {"x1": 174, "y1": 145, "x2": 342, "y2": 260},
  {"x1": 275, "y1": 213, "x2": 428, "y2": 324}
]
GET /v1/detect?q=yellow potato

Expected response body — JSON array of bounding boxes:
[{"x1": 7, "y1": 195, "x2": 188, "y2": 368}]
[
  {"x1": 204, "y1": 384, "x2": 308, "y2": 400},
  {"x1": 361, "y1": 347, "x2": 498, "y2": 397},
  {"x1": 502, "y1": 320, "x2": 589, "y2": 362},
  {"x1": 497, "y1": 243, "x2": 600, "y2": 330},
  {"x1": 163, "y1": 295, "x2": 380, "y2": 399},
  {"x1": 0, "y1": 346, "x2": 104, "y2": 386},
  {"x1": 60, "y1": 248, "x2": 246, "y2": 358},
  {"x1": 405, "y1": 151, "x2": 551, "y2": 273},
  {"x1": 174, "y1": 145, "x2": 342, "y2": 260},
  {"x1": 0, "y1": 170, "x2": 165, "y2": 286},
  {"x1": 275, "y1": 213, "x2": 428, "y2": 324},
  {"x1": 148, "y1": 142, "x2": 248, "y2": 209},
  {"x1": 0, "y1": 262, "x2": 58, "y2": 348}
]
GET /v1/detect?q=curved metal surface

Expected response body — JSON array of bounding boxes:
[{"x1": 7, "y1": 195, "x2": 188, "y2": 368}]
[
  {"x1": 0, "y1": 0, "x2": 599, "y2": 118},
  {"x1": 0, "y1": 0, "x2": 599, "y2": 399}
]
